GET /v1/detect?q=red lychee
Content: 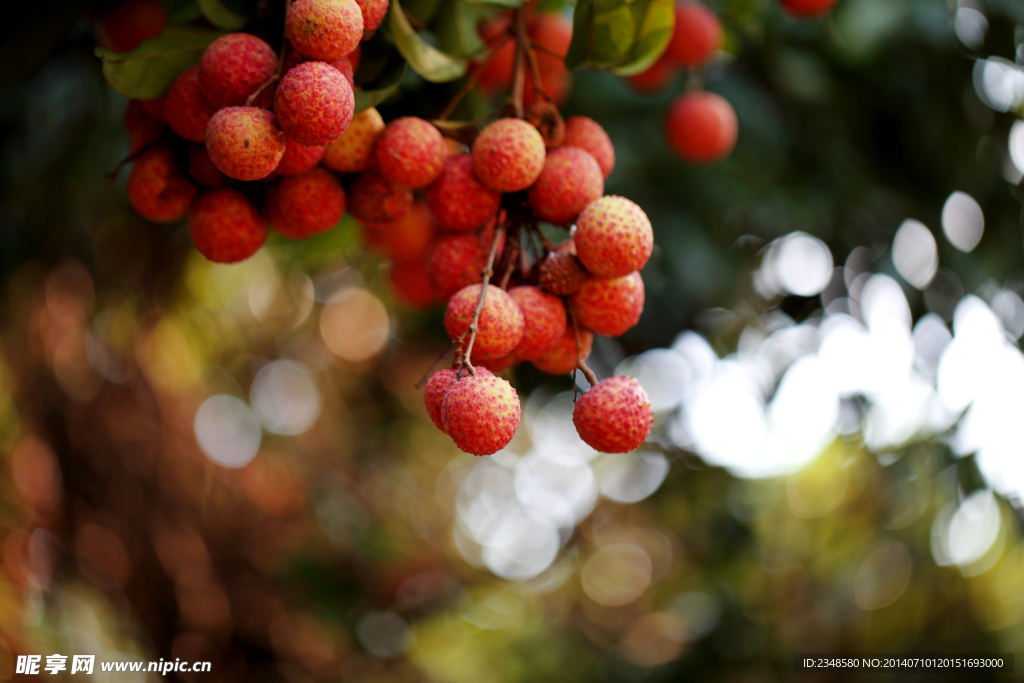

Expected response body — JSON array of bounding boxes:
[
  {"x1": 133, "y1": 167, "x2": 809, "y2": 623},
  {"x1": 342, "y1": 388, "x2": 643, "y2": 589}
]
[
  {"x1": 527, "y1": 146, "x2": 603, "y2": 225},
  {"x1": 524, "y1": 13, "x2": 572, "y2": 106},
  {"x1": 574, "y1": 195, "x2": 653, "y2": 278},
  {"x1": 125, "y1": 99, "x2": 165, "y2": 153},
  {"x1": 778, "y1": 0, "x2": 838, "y2": 17},
  {"x1": 664, "y1": 91, "x2": 737, "y2": 164},
  {"x1": 139, "y1": 97, "x2": 164, "y2": 121},
  {"x1": 538, "y1": 240, "x2": 589, "y2": 296},
  {"x1": 286, "y1": 0, "x2": 364, "y2": 61},
  {"x1": 348, "y1": 171, "x2": 413, "y2": 223},
  {"x1": 187, "y1": 145, "x2": 226, "y2": 187},
  {"x1": 266, "y1": 167, "x2": 346, "y2": 239},
  {"x1": 321, "y1": 107, "x2": 384, "y2": 173},
  {"x1": 571, "y1": 271, "x2": 645, "y2": 337},
  {"x1": 206, "y1": 106, "x2": 286, "y2": 181},
  {"x1": 127, "y1": 145, "x2": 198, "y2": 223},
  {"x1": 199, "y1": 33, "x2": 279, "y2": 108},
  {"x1": 508, "y1": 286, "x2": 567, "y2": 360},
  {"x1": 374, "y1": 117, "x2": 447, "y2": 189},
  {"x1": 423, "y1": 366, "x2": 493, "y2": 431},
  {"x1": 274, "y1": 61, "x2": 355, "y2": 147},
  {"x1": 627, "y1": 54, "x2": 679, "y2": 94},
  {"x1": 189, "y1": 188, "x2": 268, "y2": 263},
  {"x1": 664, "y1": 2, "x2": 722, "y2": 67},
  {"x1": 445, "y1": 284, "x2": 524, "y2": 360},
  {"x1": 354, "y1": 0, "x2": 388, "y2": 33},
  {"x1": 98, "y1": 0, "x2": 167, "y2": 52},
  {"x1": 276, "y1": 137, "x2": 326, "y2": 176},
  {"x1": 441, "y1": 374, "x2": 520, "y2": 455},
  {"x1": 478, "y1": 353, "x2": 518, "y2": 373},
  {"x1": 562, "y1": 116, "x2": 615, "y2": 179},
  {"x1": 164, "y1": 65, "x2": 218, "y2": 143},
  {"x1": 475, "y1": 15, "x2": 515, "y2": 94},
  {"x1": 328, "y1": 55, "x2": 356, "y2": 86},
  {"x1": 572, "y1": 376, "x2": 653, "y2": 452},
  {"x1": 472, "y1": 118, "x2": 546, "y2": 193},
  {"x1": 389, "y1": 259, "x2": 438, "y2": 309},
  {"x1": 361, "y1": 203, "x2": 436, "y2": 262},
  {"x1": 531, "y1": 326, "x2": 592, "y2": 375},
  {"x1": 425, "y1": 153, "x2": 502, "y2": 232},
  {"x1": 426, "y1": 233, "x2": 487, "y2": 300}
]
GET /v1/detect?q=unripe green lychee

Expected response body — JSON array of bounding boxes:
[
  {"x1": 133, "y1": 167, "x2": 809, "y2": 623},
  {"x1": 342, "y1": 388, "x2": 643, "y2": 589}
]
[
  {"x1": 664, "y1": 2, "x2": 722, "y2": 67},
  {"x1": 348, "y1": 170, "x2": 412, "y2": 223},
  {"x1": 426, "y1": 233, "x2": 487, "y2": 300},
  {"x1": 354, "y1": 0, "x2": 388, "y2": 33},
  {"x1": 572, "y1": 376, "x2": 653, "y2": 452},
  {"x1": 472, "y1": 118, "x2": 546, "y2": 192},
  {"x1": 390, "y1": 259, "x2": 438, "y2": 309},
  {"x1": 187, "y1": 145, "x2": 226, "y2": 187},
  {"x1": 425, "y1": 153, "x2": 502, "y2": 232},
  {"x1": 563, "y1": 116, "x2": 615, "y2": 178},
  {"x1": 538, "y1": 240, "x2": 588, "y2": 296},
  {"x1": 286, "y1": 0, "x2": 363, "y2": 61},
  {"x1": 445, "y1": 284, "x2": 524, "y2": 360},
  {"x1": 531, "y1": 326, "x2": 592, "y2": 375},
  {"x1": 164, "y1": 66, "x2": 217, "y2": 142},
  {"x1": 423, "y1": 366, "x2": 493, "y2": 431},
  {"x1": 527, "y1": 146, "x2": 603, "y2": 226},
  {"x1": 125, "y1": 99, "x2": 165, "y2": 153},
  {"x1": 276, "y1": 137, "x2": 325, "y2": 176},
  {"x1": 508, "y1": 286, "x2": 567, "y2": 360},
  {"x1": 275, "y1": 61, "x2": 354, "y2": 147},
  {"x1": 127, "y1": 145, "x2": 199, "y2": 223},
  {"x1": 362, "y1": 203, "x2": 436, "y2": 262},
  {"x1": 266, "y1": 167, "x2": 346, "y2": 239},
  {"x1": 664, "y1": 92, "x2": 737, "y2": 164},
  {"x1": 441, "y1": 374, "x2": 520, "y2": 455},
  {"x1": 206, "y1": 107, "x2": 286, "y2": 181},
  {"x1": 321, "y1": 106, "x2": 384, "y2": 173},
  {"x1": 374, "y1": 116, "x2": 447, "y2": 189},
  {"x1": 571, "y1": 271, "x2": 645, "y2": 337},
  {"x1": 198, "y1": 33, "x2": 278, "y2": 108},
  {"x1": 573, "y1": 195, "x2": 653, "y2": 278},
  {"x1": 189, "y1": 188, "x2": 268, "y2": 263}
]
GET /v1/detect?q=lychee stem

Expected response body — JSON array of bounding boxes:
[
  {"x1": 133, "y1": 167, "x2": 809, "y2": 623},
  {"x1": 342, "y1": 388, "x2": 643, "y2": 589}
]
[
  {"x1": 528, "y1": 42, "x2": 565, "y2": 61},
  {"x1": 459, "y1": 223, "x2": 506, "y2": 374},
  {"x1": 246, "y1": 0, "x2": 292, "y2": 107},
  {"x1": 437, "y1": 33, "x2": 512, "y2": 121},
  {"x1": 511, "y1": 8, "x2": 527, "y2": 118},
  {"x1": 569, "y1": 303, "x2": 598, "y2": 387},
  {"x1": 521, "y1": 27, "x2": 550, "y2": 104}
]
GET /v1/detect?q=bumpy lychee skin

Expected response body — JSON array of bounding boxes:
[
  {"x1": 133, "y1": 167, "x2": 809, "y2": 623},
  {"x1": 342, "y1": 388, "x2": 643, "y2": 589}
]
[
  {"x1": 348, "y1": 171, "x2": 413, "y2": 223},
  {"x1": 423, "y1": 367, "x2": 493, "y2": 431},
  {"x1": 354, "y1": 0, "x2": 389, "y2": 34},
  {"x1": 472, "y1": 118, "x2": 546, "y2": 192},
  {"x1": 125, "y1": 99, "x2": 166, "y2": 153},
  {"x1": 127, "y1": 145, "x2": 199, "y2": 223},
  {"x1": 441, "y1": 374, "x2": 521, "y2": 455},
  {"x1": 321, "y1": 107, "x2": 385, "y2": 173},
  {"x1": 286, "y1": 0, "x2": 364, "y2": 61},
  {"x1": 445, "y1": 284, "x2": 525, "y2": 360},
  {"x1": 778, "y1": 0, "x2": 837, "y2": 17},
  {"x1": 665, "y1": 1, "x2": 723, "y2": 67},
  {"x1": 266, "y1": 167, "x2": 346, "y2": 239},
  {"x1": 508, "y1": 286, "x2": 567, "y2": 360},
  {"x1": 199, "y1": 33, "x2": 279, "y2": 108},
  {"x1": 425, "y1": 154, "x2": 502, "y2": 232},
  {"x1": 275, "y1": 61, "x2": 355, "y2": 147},
  {"x1": 362, "y1": 203, "x2": 436, "y2": 262},
  {"x1": 572, "y1": 376, "x2": 653, "y2": 453},
  {"x1": 571, "y1": 272, "x2": 645, "y2": 337},
  {"x1": 532, "y1": 326, "x2": 592, "y2": 375},
  {"x1": 164, "y1": 66, "x2": 218, "y2": 142},
  {"x1": 426, "y1": 234, "x2": 487, "y2": 300},
  {"x1": 574, "y1": 196, "x2": 653, "y2": 278},
  {"x1": 187, "y1": 145, "x2": 226, "y2": 187},
  {"x1": 189, "y1": 189, "x2": 268, "y2": 263},
  {"x1": 374, "y1": 117, "x2": 447, "y2": 189},
  {"x1": 206, "y1": 107, "x2": 286, "y2": 181},
  {"x1": 527, "y1": 147, "x2": 603, "y2": 225},
  {"x1": 275, "y1": 137, "x2": 325, "y2": 176},
  {"x1": 539, "y1": 240, "x2": 589, "y2": 296},
  {"x1": 390, "y1": 259, "x2": 437, "y2": 309},
  {"x1": 563, "y1": 116, "x2": 615, "y2": 179},
  {"x1": 98, "y1": 0, "x2": 167, "y2": 52},
  {"x1": 664, "y1": 92, "x2": 737, "y2": 164}
]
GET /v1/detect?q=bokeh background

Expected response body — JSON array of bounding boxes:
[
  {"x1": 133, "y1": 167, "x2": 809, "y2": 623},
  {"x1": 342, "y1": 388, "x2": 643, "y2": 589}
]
[{"x1": 3, "y1": 0, "x2": 1024, "y2": 681}]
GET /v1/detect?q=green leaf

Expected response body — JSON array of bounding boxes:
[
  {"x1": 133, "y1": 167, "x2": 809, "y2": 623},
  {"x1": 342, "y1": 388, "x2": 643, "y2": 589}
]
[
  {"x1": 388, "y1": 0, "x2": 467, "y2": 82},
  {"x1": 611, "y1": 0, "x2": 674, "y2": 75},
  {"x1": 435, "y1": 1, "x2": 487, "y2": 58},
  {"x1": 197, "y1": 0, "x2": 248, "y2": 29},
  {"x1": 354, "y1": 64, "x2": 408, "y2": 112},
  {"x1": 565, "y1": 0, "x2": 635, "y2": 70},
  {"x1": 95, "y1": 25, "x2": 223, "y2": 99}
]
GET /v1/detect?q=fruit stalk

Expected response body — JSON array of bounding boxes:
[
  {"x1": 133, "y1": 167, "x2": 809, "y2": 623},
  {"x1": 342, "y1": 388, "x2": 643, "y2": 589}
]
[
  {"x1": 459, "y1": 223, "x2": 507, "y2": 373},
  {"x1": 246, "y1": 0, "x2": 292, "y2": 106},
  {"x1": 569, "y1": 304, "x2": 598, "y2": 386}
]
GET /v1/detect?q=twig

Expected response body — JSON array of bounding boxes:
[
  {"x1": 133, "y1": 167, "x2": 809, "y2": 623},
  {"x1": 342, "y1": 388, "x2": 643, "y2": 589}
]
[
  {"x1": 246, "y1": 0, "x2": 292, "y2": 107},
  {"x1": 523, "y1": 34, "x2": 549, "y2": 103},
  {"x1": 510, "y1": 8, "x2": 527, "y2": 118},
  {"x1": 437, "y1": 33, "x2": 512, "y2": 121},
  {"x1": 529, "y1": 42, "x2": 565, "y2": 61},
  {"x1": 569, "y1": 304, "x2": 597, "y2": 391},
  {"x1": 458, "y1": 224, "x2": 506, "y2": 374}
]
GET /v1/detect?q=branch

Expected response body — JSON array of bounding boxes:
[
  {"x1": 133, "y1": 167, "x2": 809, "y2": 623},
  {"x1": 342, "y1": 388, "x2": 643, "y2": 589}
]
[
  {"x1": 523, "y1": 36, "x2": 549, "y2": 104},
  {"x1": 247, "y1": 0, "x2": 292, "y2": 107},
  {"x1": 569, "y1": 304, "x2": 597, "y2": 389},
  {"x1": 458, "y1": 224, "x2": 506, "y2": 374},
  {"x1": 437, "y1": 33, "x2": 512, "y2": 121},
  {"x1": 510, "y1": 8, "x2": 527, "y2": 118}
]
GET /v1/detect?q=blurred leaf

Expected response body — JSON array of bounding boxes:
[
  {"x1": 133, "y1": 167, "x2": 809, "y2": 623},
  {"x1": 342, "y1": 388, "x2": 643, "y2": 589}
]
[
  {"x1": 460, "y1": 0, "x2": 527, "y2": 8},
  {"x1": 197, "y1": 0, "x2": 248, "y2": 29},
  {"x1": 354, "y1": 64, "x2": 408, "y2": 112},
  {"x1": 95, "y1": 25, "x2": 223, "y2": 99},
  {"x1": 389, "y1": 0, "x2": 468, "y2": 82},
  {"x1": 435, "y1": 1, "x2": 487, "y2": 58},
  {"x1": 565, "y1": 0, "x2": 635, "y2": 70},
  {"x1": 611, "y1": 0, "x2": 674, "y2": 75}
]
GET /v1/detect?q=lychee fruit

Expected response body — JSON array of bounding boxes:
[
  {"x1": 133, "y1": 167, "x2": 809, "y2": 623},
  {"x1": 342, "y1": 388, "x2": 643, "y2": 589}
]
[
  {"x1": 389, "y1": 259, "x2": 438, "y2": 309},
  {"x1": 347, "y1": 170, "x2": 413, "y2": 223},
  {"x1": 478, "y1": 353, "x2": 518, "y2": 373},
  {"x1": 538, "y1": 240, "x2": 589, "y2": 296},
  {"x1": 571, "y1": 271, "x2": 645, "y2": 337},
  {"x1": 164, "y1": 65, "x2": 218, "y2": 142},
  {"x1": 124, "y1": 99, "x2": 166, "y2": 153},
  {"x1": 475, "y1": 15, "x2": 515, "y2": 94},
  {"x1": 531, "y1": 326, "x2": 592, "y2": 375},
  {"x1": 266, "y1": 167, "x2": 346, "y2": 239},
  {"x1": 563, "y1": 116, "x2": 615, "y2": 179},
  {"x1": 206, "y1": 106, "x2": 286, "y2": 180},
  {"x1": 275, "y1": 138, "x2": 324, "y2": 176},
  {"x1": 664, "y1": 1, "x2": 722, "y2": 67},
  {"x1": 441, "y1": 374, "x2": 520, "y2": 455},
  {"x1": 274, "y1": 61, "x2": 355, "y2": 147},
  {"x1": 527, "y1": 146, "x2": 603, "y2": 225},
  {"x1": 778, "y1": 0, "x2": 838, "y2": 17},
  {"x1": 354, "y1": 0, "x2": 388, "y2": 33},
  {"x1": 423, "y1": 366, "x2": 493, "y2": 430},
  {"x1": 573, "y1": 195, "x2": 653, "y2": 278},
  {"x1": 374, "y1": 117, "x2": 447, "y2": 189},
  {"x1": 187, "y1": 144, "x2": 226, "y2": 187},
  {"x1": 426, "y1": 233, "x2": 487, "y2": 300},
  {"x1": 425, "y1": 153, "x2": 502, "y2": 232},
  {"x1": 627, "y1": 54, "x2": 679, "y2": 94},
  {"x1": 189, "y1": 188, "x2": 268, "y2": 263},
  {"x1": 361, "y1": 203, "x2": 436, "y2": 261},
  {"x1": 139, "y1": 97, "x2": 164, "y2": 121},
  {"x1": 126, "y1": 145, "x2": 198, "y2": 223},
  {"x1": 664, "y1": 91, "x2": 737, "y2": 164},
  {"x1": 445, "y1": 284, "x2": 524, "y2": 360},
  {"x1": 472, "y1": 118, "x2": 546, "y2": 193},
  {"x1": 321, "y1": 106, "x2": 385, "y2": 173},
  {"x1": 328, "y1": 55, "x2": 356, "y2": 86},
  {"x1": 508, "y1": 286, "x2": 567, "y2": 360},
  {"x1": 286, "y1": 0, "x2": 364, "y2": 61},
  {"x1": 199, "y1": 33, "x2": 279, "y2": 108},
  {"x1": 98, "y1": 0, "x2": 167, "y2": 52},
  {"x1": 572, "y1": 376, "x2": 653, "y2": 452}
]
